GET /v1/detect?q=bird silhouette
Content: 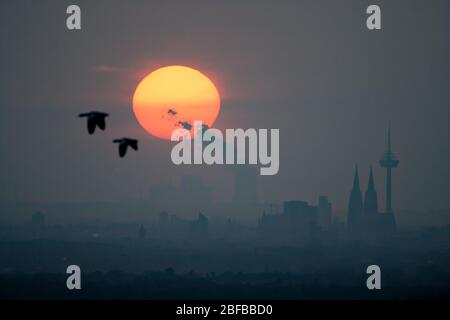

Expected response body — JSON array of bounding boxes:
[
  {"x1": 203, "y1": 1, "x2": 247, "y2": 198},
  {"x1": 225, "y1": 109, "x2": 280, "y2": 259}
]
[
  {"x1": 168, "y1": 108, "x2": 177, "y2": 116},
  {"x1": 78, "y1": 111, "x2": 109, "y2": 134},
  {"x1": 113, "y1": 138, "x2": 138, "y2": 158},
  {"x1": 200, "y1": 124, "x2": 209, "y2": 138},
  {"x1": 178, "y1": 121, "x2": 192, "y2": 130}
]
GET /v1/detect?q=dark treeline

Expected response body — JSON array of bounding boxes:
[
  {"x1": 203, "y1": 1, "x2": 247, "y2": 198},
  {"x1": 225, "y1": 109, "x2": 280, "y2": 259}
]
[{"x1": 1, "y1": 269, "x2": 449, "y2": 300}]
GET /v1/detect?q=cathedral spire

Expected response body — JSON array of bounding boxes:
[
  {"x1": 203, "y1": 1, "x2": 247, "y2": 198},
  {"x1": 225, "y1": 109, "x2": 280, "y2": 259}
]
[
  {"x1": 352, "y1": 164, "x2": 360, "y2": 191},
  {"x1": 348, "y1": 164, "x2": 363, "y2": 230},
  {"x1": 367, "y1": 165, "x2": 375, "y2": 192},
  {"x1": 364, "y1": 165, "x2": 379, "y2": 215}
]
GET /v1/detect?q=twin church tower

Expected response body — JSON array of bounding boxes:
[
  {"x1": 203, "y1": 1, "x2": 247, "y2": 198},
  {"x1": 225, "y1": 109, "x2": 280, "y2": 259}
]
[{"x1": 347, "y1": 126, "x2": 399, "y2": 233}]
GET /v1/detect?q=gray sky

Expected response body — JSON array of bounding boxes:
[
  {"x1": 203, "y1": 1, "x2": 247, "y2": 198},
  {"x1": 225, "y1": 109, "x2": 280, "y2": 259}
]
[{"x1": 0, "y1": 0, "x2": 449, "y2": 214}]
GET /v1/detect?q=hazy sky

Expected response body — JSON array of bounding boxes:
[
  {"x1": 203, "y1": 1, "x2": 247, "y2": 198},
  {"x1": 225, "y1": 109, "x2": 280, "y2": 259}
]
[{"x1": 0, "y1": 0, "x2": 449, "y2": 214}]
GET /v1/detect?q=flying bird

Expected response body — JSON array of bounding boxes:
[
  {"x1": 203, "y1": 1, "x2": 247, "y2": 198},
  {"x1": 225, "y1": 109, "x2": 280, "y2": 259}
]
[
  {"x1": 195, "y1": 124, "x2": 209, "y2": 138},
  {"x1": 78, "y1": 111, "x2": 109, "y2": 134},
  {"x1": 178, "y1": 121, "x2": 192, "y2": 130},
  {"x1": 113, "y1": 138, "x2": 139, "y2": 158},
  {"x1": 167, "y1": 108, "x2": 177, "y2": 116},
  {"x1": 201, "y1": 124, "x2": 210, "y2": 138}
]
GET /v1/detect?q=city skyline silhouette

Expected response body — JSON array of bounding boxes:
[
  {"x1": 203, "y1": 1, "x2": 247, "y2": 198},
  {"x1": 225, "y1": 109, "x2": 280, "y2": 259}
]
[{"x1": 0, "y1": 0, "x2": 449, "y2": 301}]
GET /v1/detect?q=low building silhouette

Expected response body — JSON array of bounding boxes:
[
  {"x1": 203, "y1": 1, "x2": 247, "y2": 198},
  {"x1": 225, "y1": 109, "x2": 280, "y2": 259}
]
[
  {"x1": 259, "y1": 198, "x2": 327, "y2": 241},
  {"x1": 190, "y1": 212, "x2": 208, "y2": 237},
  {"x1": 318, "y1": 196, "x2": 332, "y2": 229},
  {"x1": 138, "y1": 224, "x2": 146, "y2": 240}
]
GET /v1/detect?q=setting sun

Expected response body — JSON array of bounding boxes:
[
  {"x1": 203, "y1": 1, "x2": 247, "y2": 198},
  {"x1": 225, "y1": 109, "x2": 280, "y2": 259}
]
[{"x1": 132, "y1": 65, "x2": 221, "y2": 140}]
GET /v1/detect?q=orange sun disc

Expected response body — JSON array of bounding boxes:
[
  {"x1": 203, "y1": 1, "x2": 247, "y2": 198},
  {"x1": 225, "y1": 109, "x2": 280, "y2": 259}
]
[{"x1": 132, "y1": 65, "x2": 221, "y2": 140}]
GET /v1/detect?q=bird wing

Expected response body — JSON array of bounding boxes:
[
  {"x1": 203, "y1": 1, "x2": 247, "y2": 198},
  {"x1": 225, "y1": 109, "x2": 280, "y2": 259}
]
[
  {"x1": 129, "y1": 140, "x2": 138, "y2": 151},
  {"x1": 97, "y1": 116, "x2": 106, "y2": 130},
  {"x1": 87, "y1": 118, "x2": 96, "y2": 134},
  {"x1": 179, "y1": 122, "x2": 192, "y2": 130},
  {"x1": 119, "y1": 143, "x2": 128, "y2": 157}
]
